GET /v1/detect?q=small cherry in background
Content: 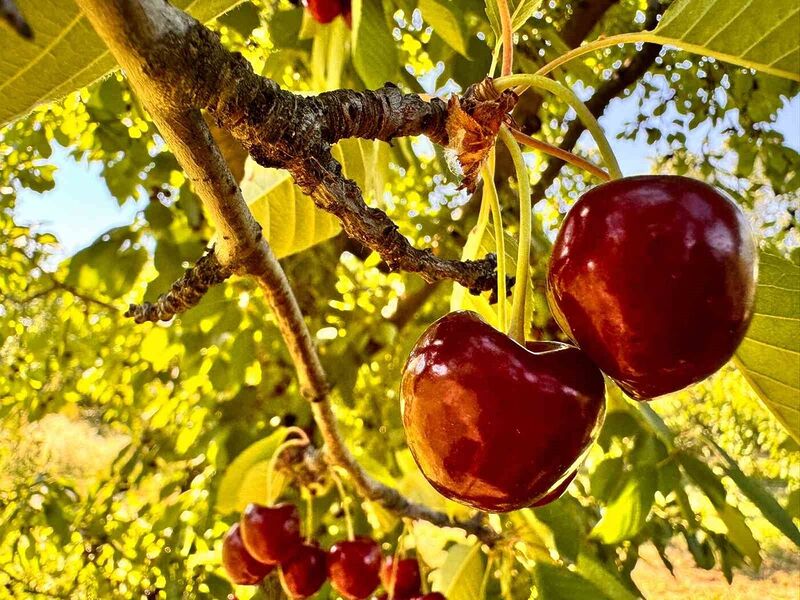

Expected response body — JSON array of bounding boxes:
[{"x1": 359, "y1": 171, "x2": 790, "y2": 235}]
[
  {"x1": 240, "y1": 502, "x2": 303, "y2": 565},
  {"x1": 221, "y1": 523, "x2": 274, "y2": 585},
  {"x1": 380, "y1": 556, "x2": 421, "y2": 598},
  {"x1": 328, "y1": 536, "x2": 383, "y2": 599},
  {"x1": 306, "y1": 0, "x2": 344, "y2": 24},
  {"x1": 281, "y1": 542, "x2": 328, "y2": 598}
]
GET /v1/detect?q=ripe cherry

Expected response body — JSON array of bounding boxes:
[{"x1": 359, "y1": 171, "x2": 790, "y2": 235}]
[
  {"x1": 327, "y1": 537, "x2": 382, "y2": 599},
  {"x1": 281, "y1": 543, "x2": 328, "y2": 598},
  {"x1": 380, "y1": 557, "x2": 421, "y2": 598},
  {"x1": 240, "y1": 502, "x2": 302, "y2": 565},
  {"x1": 306, "y1": 0, "x2": 343, "y2": 24},
  {"x1": 401, "y1": 311, "x2": 605, "y2": 512},
  {"x1": 547, "y1": 175, "x2": 757, "y2": 400},
  {"x1": 221, "y1": 523, "x2": 274, "y2": 585}
]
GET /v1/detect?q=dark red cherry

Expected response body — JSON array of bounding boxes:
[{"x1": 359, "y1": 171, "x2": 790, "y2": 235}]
[
  {"x1": 306, "y1": 0, "x2": 343, "y2": 24},
  {"x1": 380, "y1": 557, "x2": 421, "y2": 598},
  {"x1": 240, "y1": 503, "x2": 302, "y2": 565},
  {"x1": 281, "y1": 543, "x2": 328, "y2": 598},
  {"x1": 401, "y1": 311, "x2": 606, "y2": 512},
  {"x1": 547, "y1": 175, "x2": 757, "y2": 400},
  {"x1": 530, "y1": 470, "x2": 576, "y2": 507},
  {"x1": 327, "y1": 537, "x2": 382, "y2": 599},
  {"x1": 221, "y1": 523, "x2": 274, "y2": 585}
]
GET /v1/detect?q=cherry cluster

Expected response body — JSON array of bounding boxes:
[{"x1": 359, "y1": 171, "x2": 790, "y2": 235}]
[
  {"x1": 305, "y1": 0, "x2": 351, "y2": 26},
  {"x1": 222, "y1": 501, "x2": 445, "y2": 599},
  {"x1": 401, "y1": 175, "x2": 756, "y2": 513}
]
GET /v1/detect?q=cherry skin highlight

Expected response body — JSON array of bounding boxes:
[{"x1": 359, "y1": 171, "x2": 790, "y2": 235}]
[
  {"x1": 401, "y1": 311, "x2": 606, "y2": 512},
  {"x1": 240, "y1": 502, "x2": 302, "y2": 565},
  {"x1": 327, "y1": 537, "x2": 382, "y2": 599},
  {"x1": 281, "y1": 543, "x2": 328, "y2": 599},
  {"x1": 306, "y1": 0, "x2": 343, "y2": 24},
  {"x1": 530, "y1": 470, "x2": 576, "y2": 507},
  {"x1": 547, "y1": 175, "x2": 757, "y2": 400},
  {"x1": 221, "y1": 523, "x2": 274, "y2": 585},
  {"x1": 380, "y1": 557, "x2": 421, "y2": 598}
]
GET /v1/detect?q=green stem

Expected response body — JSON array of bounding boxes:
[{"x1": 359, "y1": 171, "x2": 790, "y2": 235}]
[
  {"x1": 479, "y1": 553, "x2": 496, "y2": 600},
  {"x1": 495, "y1": 74, "x2": 623, "y2": 180},
  {"x1": 331, "y1": 468, "x2": 355, "y2": 541},
  {"x1": 265, "y1": 427, "x2": 309, "y2": 505},
  {"x1": 533, "y1": 31, "x2": 800, "y2": 83},
  {"x1": 480, "y1": 151, "x2": 506, "y2": 330},
  {"x1": 498, "y1": 125, "x2": 531, "y2": 345}
]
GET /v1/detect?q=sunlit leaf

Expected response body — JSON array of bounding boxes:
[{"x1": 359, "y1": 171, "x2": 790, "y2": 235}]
[
  {"x1": 735, "y1": 250, "x2": 800, "y2": 442},
  {"x1": 591, "y1": 466, "x2": 656, "y2": 544}
]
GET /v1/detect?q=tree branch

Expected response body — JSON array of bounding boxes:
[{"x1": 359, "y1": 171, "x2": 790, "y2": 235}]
[{"x1": 77, "y1": 0, "x2": 498, "y2": 544}]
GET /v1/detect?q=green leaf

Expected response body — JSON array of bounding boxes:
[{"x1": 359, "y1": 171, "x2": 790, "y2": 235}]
[
  {"x1": 653, "y1": 0, "x2": 800, "y2": 81},
  {"x1": 576, "y1": 553, "x2": 640, "y2": 600},
  {"x1": 590, "y1": 457, "x2": 625, "y2": 503},
  {"x1": 591, "y1": 466, "x2": 657, "y2": 544},
  {"x1": 351, "y1": 0, "x2": 398, "y2": 88},
  {"x1": 717, "y1": 503, "x2": 761, "y2": 568},
  {"x1": 534, "y1": 562, "x2": 610, "y2": 600},
  {"x1": 241, "y1": 159, "x2": 340, "y2": 259},
  {"x1": 0, "y1": 0, "x2": 248, "y2": 125},
  {"x1": 735, "y1": 250, "x2": 800, "y2": 442},
  {"x1": 216, "y1": 428, "x2": 287, "y2": 514},
  {"x1": 65, "y1": 226, "x2": 146, "y2": 299},
  {"x1": 431, "y1": 543, "x2": 484, "y2": 600},
  {"x1": 710, "y1": 441, "x2": 800, "y2": 547},
  {"x1": 678, "y1": 452, "x2": 726, "y2": 507},
  {"x1": 419, "y1": 0, "x2": 468, "y2": 56}
]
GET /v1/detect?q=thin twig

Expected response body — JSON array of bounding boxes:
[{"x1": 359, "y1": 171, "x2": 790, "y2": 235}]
[
  {"x1": 497, "y1": 0, "x2": 513, "y2": 76},
  {"x1": 510, "y1": 128, "x2": 611, "y2": 182}
]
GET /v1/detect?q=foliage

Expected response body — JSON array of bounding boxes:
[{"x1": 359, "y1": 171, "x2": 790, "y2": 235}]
[{"x1": 0, "y1": 0, "x2": 798, "y2": 599}]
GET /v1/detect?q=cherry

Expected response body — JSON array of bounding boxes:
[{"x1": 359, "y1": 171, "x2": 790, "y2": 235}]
[
  {"x1": 401, "y1": 311, "x2": 605, "y2": 512},
  {"x1": 221, "y1": 523, "x2": 274, "y2": 585},
  {"x1": 327, "y1": 537, "x2": 382, "y2": 599},
  {"x1": 240, "y1": 502, "x2": 302, "y2": 565},
  {"x1": 306, "y1": 0, "x2": 343, "y2": 24},
  {"x1": 547, "y1": 175, "x2": 757, "y2": 400},
  {"x1": 530, "y1": 470, "x2": 576, "y2": 507},
  {"x1": 380, "y1": 557, "x2": 421, "y2": 598},
  {"x1": 281, "y1": 543, "x2": 328, "y2": 598}
]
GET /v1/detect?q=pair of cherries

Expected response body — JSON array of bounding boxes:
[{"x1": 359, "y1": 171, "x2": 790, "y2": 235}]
[
  {"x1": 402, "y1": 176, "x2": 757, "y2": 512},
  {"x1": 222, "y1": 502, "x2": 444, "y2": 599}
]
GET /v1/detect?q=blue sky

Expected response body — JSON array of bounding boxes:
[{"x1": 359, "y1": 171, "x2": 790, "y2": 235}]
[{"x1": 14, "y1": 86, "x2": 800, "y2": 258}]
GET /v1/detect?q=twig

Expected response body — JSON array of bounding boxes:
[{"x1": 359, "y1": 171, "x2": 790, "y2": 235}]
[
  {"x1": 125, "y1": 250, "x2": 232, "y2": 323},
  {"x1": 1, "y1": 0, "x2": 32, "y2": 39},
  {"x1": 497, "y1": 0, "x2": 513, "y2": 76}
]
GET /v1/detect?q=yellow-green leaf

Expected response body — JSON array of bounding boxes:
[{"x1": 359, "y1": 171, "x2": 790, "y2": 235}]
[
  {"x1": 653, "y1": 0, "x2": 800, "y2": 81},
  {"x1": 735, "y1": 250, "x2": 800, "y2": 442},
  {"x1": 0, "y1": 0, "x2": 247, "y2": 125}
]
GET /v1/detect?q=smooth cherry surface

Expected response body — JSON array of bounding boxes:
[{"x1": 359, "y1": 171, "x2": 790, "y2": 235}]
[
  {"x1": 240, "y1": 502, "x2": 302, "y2": 565},
  {"x1": 380, "y1": 557, "x2": 421, "y2": 598},
  {"x1": 221, "y1": 523, "x2": 274, "y2": 585},
  {"x1": 281, "y1": 543, "x2": 327, "y2": 599},
  {"x1": 327, "y1": 537, "x2": 382, "y2": 599},
  {"x1": 306, "y1": 0, "x2": 343, "y2": 23},
  {"x1": 547, "y1": 175, "x2": 757, "y2": 400},
  {"x1": 401, "y1": 311, "x2": 606, "y2": 512}
]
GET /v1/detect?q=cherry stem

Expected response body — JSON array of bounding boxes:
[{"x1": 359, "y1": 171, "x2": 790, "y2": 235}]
[
  {"x1": 388, "y1": 522, "x2": 408, "y2": 600},
  {"x1": 304, "y1": 490, "x2": 314, "y2": 544},
  {"x1": 497, "y1": 125, "x2": 531, "y2": 345},
  {"x1": 509, "y1": 128, "x2": 611, "y2": 182},
  {"x1": 479, "y1": 552, "x2": 495, "y2": 600},
  {"x1": 496, "y1": 0, "x2": 513, "y2": 76},
  {"x1": 480, "y1": 150, "x2": 507, "y2": 330},
  {"x1": 331, "y1": 467, "x2": 355, "y2": 541},
  {"x1": 265, "y1": 426, "x2": 310, "y2": 506},
  {"x1": 494, "y1": 74, "x2": 623, "y2": 180}
]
